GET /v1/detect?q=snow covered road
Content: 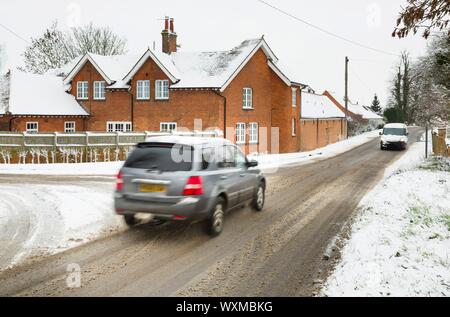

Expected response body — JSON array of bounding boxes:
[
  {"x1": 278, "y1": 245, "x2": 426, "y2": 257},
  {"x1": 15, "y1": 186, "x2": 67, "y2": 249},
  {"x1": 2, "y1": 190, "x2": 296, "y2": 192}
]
[{"x1": 0, "y1": 128, "x2": 425, "y2": 296}]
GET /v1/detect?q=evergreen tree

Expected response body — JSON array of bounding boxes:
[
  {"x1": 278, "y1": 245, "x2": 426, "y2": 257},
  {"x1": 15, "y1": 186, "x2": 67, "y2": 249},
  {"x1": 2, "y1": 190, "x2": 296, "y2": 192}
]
[{"x1": 370, "y1": 94, "x2": 382, "y2": 115}]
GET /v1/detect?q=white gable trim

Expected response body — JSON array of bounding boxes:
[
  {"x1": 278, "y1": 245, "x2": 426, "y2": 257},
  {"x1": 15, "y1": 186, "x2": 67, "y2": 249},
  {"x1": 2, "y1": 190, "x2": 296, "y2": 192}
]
[
  {"x1": 268, "y1": 61, "x2": 291, "y2": 87},
  {"x1": 63, "y1": 53, "x2": 113, "y2": 86},
  {"x1": 122, "y1": 49, "x2": 178, "y2": 84},
  {"x1": 219, "y1": 38, "x2": 279, "y2": 92}
]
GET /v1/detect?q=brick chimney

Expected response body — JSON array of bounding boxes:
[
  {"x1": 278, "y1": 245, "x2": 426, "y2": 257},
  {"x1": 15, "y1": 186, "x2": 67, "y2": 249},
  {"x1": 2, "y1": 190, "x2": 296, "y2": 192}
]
[{"x1": 161, "y1": 17, "x2": 178, "y2": 54}]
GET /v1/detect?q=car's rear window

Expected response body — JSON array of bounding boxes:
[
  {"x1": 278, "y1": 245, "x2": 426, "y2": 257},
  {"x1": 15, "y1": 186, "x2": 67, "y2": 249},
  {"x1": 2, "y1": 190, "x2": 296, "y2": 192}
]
[{"x1": 124, "y1": 143, "x2": 193, "y2": 172}]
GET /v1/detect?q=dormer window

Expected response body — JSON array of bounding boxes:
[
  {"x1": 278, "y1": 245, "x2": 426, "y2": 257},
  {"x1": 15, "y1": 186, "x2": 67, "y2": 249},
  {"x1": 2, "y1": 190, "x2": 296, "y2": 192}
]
[
  {"x1": 137, "y1": 80, "x2": 150, "y2": 100},
  {"x1": 77, "y1": 81, "x2": 88, "y2": 100},
  {"x1": 155, "y1": 80, "x2": 169, "y2": 100},
  {"x1": 94, "y1": 81, "x2": 106, "y2": 100}
]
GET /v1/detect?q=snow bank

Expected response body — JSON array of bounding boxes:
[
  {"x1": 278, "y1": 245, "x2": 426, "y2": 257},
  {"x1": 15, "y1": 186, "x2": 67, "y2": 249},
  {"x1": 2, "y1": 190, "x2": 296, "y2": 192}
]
[
  {"x1": 0, "y1": 161, "x2": 123, "y2": 175},
  {"x1": 0, "y1": 181, "x2": 125, "y2": 271},
  {"x1": 250, "y1": 129, "x2": 381, "y2": 173},
  {"x1": 323, "y1": 139, "x2": 450, "y2": 296}
]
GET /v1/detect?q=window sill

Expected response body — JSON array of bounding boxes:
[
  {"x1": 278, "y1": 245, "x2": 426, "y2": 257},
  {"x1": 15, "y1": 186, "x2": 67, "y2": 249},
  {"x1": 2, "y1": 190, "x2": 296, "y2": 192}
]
[
  {"x1": 236, "y1": 142, "x2": 246, "y2": 145},
  {"x1": 243, "y1": 107, "x2": 254, "y2": 110},
  {"x1": 155, "y1": 97, "x2": 170, "y2": 101},
  {"x1": 136, "y1": 98, "x2": 151, "y2": 101},
  {"x1": 249, "y1": 141, "x2": 259, "y2": 145},
  {"x1": 77, "y1": 98, "x2": 88, "y2": 101}
]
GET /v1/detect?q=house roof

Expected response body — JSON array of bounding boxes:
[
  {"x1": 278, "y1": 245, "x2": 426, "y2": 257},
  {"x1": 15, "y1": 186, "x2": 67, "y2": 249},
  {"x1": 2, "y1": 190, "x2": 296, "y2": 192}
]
[
  {"x1": 62, "y1": 37, "x2": 294, "y2": 92},
  {"x1": 346, "y1": 101, "x2": 383, "y2": 120},
  {"x1": 301, "y1": 91, "x2": 346, "y2": 119},
  {"x1": 2, "y1": 71, "x2": 89, "y2": 117}
]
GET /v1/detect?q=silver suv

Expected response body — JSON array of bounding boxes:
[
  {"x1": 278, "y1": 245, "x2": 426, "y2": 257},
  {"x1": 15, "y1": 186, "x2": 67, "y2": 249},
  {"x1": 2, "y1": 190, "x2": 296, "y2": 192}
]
[{"x1": 114, "y1": 136, "x2": 266, "y2": 236}]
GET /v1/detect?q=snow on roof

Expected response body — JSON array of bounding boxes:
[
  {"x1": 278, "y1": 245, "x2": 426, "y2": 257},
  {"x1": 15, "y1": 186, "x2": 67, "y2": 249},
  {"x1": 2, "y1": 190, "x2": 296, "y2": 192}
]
[
  {"x1": 144, "y1": 135, "x2": 231, "y2": 146},
  {"x1": 89, "y1": 53, "x2": 142, "y2": 85},
  {"x1": 347, "y1": 101, "x2": 383, "y2": 120},
  {"x1": 170, "y1": 38, "x2": 263, "y2": 89},
  {"x1": 0, "y1": 72, "x2": 10, "y2": 115},
  {"x1": 7, "y1": 71, "x2": 89, "y2": 116},
  {"x1": 301, "y1": 91, "x2": 346, "y2": 119},
  {"x1": 384, "y1": 123, "x2": 407, "y2": 129},
  {"x1": 63, "y1": 38, "x2": 278, "y2": 90}
]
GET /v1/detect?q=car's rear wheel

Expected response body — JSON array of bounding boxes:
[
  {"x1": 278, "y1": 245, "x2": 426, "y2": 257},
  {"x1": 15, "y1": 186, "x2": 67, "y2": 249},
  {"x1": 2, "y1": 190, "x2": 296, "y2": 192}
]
[
  {"x1": 206, "y1": 197, "x2": 225, "y2": 237},
  {"x1": 252, "y1": 183, "x2": 265, "y2": 211},
  {"x1": 124, "y1": 214, "x2": 138, "y2": 227}
]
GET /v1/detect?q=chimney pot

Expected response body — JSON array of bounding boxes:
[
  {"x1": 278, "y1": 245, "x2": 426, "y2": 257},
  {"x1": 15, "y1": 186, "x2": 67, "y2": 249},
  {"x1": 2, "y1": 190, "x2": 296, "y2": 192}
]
[
  {"x1": 170, "y1": 18, "x2": 174, "y2": 33},
  {"x1": 164, "y1": 16, "x2": 169, "y2": 31}
]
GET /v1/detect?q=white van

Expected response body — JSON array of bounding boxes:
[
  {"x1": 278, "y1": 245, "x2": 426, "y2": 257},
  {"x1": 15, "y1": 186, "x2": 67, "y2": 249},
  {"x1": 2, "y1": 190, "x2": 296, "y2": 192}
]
[{"x1": 380, "y1": 123, "x2": 409, "y2": 150}]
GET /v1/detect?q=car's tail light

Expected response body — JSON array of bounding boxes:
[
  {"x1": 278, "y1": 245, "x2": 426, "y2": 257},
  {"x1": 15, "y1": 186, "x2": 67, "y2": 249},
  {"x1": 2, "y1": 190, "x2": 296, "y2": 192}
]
[
  {"x1": 183, "y1": 176, "x2": 204, "y2": 196},
  {"x1": 116, "y1": 171, "x2": 124, "y2": 191}
]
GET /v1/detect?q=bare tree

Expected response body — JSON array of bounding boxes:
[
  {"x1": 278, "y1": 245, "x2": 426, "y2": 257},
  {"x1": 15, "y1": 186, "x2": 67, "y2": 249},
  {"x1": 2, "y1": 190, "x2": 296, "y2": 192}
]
[
  {"x1": 22, "y1": 21, "x2": 127, "y2": 74},
  {"x1": 71, "y1": 23, "x2": 127, "y2": 57},
  {"x1": 393, "y1": 0, "x2": 450, "y2": 39}
]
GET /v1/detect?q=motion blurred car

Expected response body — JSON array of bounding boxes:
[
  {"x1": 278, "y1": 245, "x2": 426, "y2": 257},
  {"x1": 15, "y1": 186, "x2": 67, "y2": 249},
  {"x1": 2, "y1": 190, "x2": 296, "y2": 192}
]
[
  {"x1": 114, "y1": 136, "x2": 266, "y2": 236},
  {"x1": 380, "y1": 123, "x2": 409, "y2": 150}
]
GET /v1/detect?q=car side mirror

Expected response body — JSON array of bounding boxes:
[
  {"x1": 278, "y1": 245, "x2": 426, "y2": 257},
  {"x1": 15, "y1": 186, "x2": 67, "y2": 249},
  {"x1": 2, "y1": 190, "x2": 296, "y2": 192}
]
[
  {"x1": 247, "y1": 160, "x2": 258, "y2": 168},
  {"x1": 379, "y1": 132, "x2": 383, "y2": 136}
]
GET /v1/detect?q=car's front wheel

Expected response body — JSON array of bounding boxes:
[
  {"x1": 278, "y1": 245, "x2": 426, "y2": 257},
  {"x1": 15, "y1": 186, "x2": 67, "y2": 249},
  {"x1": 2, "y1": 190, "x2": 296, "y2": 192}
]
[
  {"x1": 206, "y1": 197, "x2": 226, "y2": 237},
  {"x1": 252, "y1": 183, "x2": 265, "y2": 211}
]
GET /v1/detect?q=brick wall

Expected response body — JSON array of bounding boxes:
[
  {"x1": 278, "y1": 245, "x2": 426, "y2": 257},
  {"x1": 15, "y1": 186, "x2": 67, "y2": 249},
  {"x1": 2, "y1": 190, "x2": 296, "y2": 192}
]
[
  {"x1": 222, "y1": 49, "x2": 275, "y2": 154},
  {"x1": 131, "y1": 58, "x2": 223, "y2": 132},
  {"x1": 69, "y1": 61, "x2": 132, "y2": 131},
  {"x1": 300, "y1": 119, "x2": 346, "y2": 151},
  {"x1": 9, "y1": 116, "x2": 86, "y2": 133}
]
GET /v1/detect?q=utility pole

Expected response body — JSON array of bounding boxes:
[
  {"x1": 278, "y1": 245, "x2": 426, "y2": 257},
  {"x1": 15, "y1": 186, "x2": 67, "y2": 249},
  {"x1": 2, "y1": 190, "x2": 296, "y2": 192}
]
[{"x1": 345, "y1": 56, "x2": 349, "y2": 139}]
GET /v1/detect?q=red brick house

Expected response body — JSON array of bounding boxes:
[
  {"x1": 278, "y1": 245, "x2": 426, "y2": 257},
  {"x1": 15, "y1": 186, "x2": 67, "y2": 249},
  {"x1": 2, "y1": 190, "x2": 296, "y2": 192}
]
[{"x1": 0, "y1": 17, "x2": 347, "y2": 154}]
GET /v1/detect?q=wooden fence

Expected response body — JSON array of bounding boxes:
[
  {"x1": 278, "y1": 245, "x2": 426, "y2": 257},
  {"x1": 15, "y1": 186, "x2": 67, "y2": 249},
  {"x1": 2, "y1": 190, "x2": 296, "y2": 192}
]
[
  {"x1": 432, "y1": 127, "x2": 449, "y2": 157},
  {"x1": 0, "y1": 131, "x2": 218, "y2": 164}
]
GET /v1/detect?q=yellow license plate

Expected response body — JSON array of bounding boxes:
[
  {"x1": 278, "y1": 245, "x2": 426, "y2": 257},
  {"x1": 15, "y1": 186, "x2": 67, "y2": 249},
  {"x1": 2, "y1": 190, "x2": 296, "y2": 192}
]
[{"x1": 139, "y1": 184, "x2": 166, "y2": 193}]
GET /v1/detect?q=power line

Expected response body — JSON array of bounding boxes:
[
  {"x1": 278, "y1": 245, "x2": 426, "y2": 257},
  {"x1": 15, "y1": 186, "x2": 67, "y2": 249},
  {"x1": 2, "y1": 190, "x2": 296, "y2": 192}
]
[
  {"x1": 0, "y1": 23, "x2": 30, "y2": 44},
  {"x1": 349, "y1": 65, "x2": 371, "y2": 92},
  {"x1": 256, "y1": 0, "x2": 400, "y2": 57}
]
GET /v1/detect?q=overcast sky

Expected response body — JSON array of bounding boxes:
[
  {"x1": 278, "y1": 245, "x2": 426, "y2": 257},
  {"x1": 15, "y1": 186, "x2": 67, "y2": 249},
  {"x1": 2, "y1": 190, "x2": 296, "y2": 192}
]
[{"x1": 0, "y1": 0, "x2": 429, "y2": 107}]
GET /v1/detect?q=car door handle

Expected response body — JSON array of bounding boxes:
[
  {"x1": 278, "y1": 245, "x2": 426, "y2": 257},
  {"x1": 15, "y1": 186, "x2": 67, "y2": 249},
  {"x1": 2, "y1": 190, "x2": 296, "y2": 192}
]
[
  {"x1": 220, "y1": 176, "x2": 228, "y2": 180},
  {"x1": 240, "y1": 173, "x2": 246, "y2": 177}
]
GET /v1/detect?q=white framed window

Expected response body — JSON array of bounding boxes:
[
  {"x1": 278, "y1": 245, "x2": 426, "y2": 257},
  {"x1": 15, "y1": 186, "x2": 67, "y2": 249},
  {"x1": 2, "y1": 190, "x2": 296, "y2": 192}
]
[
  {"x1": 249, "y1": 122, "x2": 258, "y2": 144},
  {"x1": 236, "y1": 123, "x2": 246, "y2": 144},
  {"x1": 137, "y1": 80, "x2": 150, "y2": 100},
  {"x1": 107, "y1": 122, "x2": 132, "y2": 132},
  {"x1": 77, "y1": 81, "x2": 89, "y2": 100},
  {"x1": 160, "y1": 122, "x2": 177, "y2": 133},
  {"x1": 64, "y1": 121, "x2": 76, "y2": 133},
  {"x1": 26, "y1": 122, "x2": 38, "y2": 133},
  {"x1": 292, "y1": 88, "x2": 297, "y2": 107},
  {"x1": 243, "y1": 88, "x2": 253, "y2": 109},
  {"x1": 155, "y1": 80, "x2": 169, "y2": 100},
  {"x1": 292, "y1": 118, "x2": 297, "y2": 136},
  {"x1": 93, "y1": 81, "x2": 106, "y2": 100}
]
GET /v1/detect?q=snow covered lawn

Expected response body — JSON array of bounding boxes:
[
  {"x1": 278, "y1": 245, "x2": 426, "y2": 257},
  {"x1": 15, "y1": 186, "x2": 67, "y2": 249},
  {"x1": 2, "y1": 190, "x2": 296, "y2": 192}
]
[{"x1": 324, "y1": 153, "x2": 450, "y2": 296}]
